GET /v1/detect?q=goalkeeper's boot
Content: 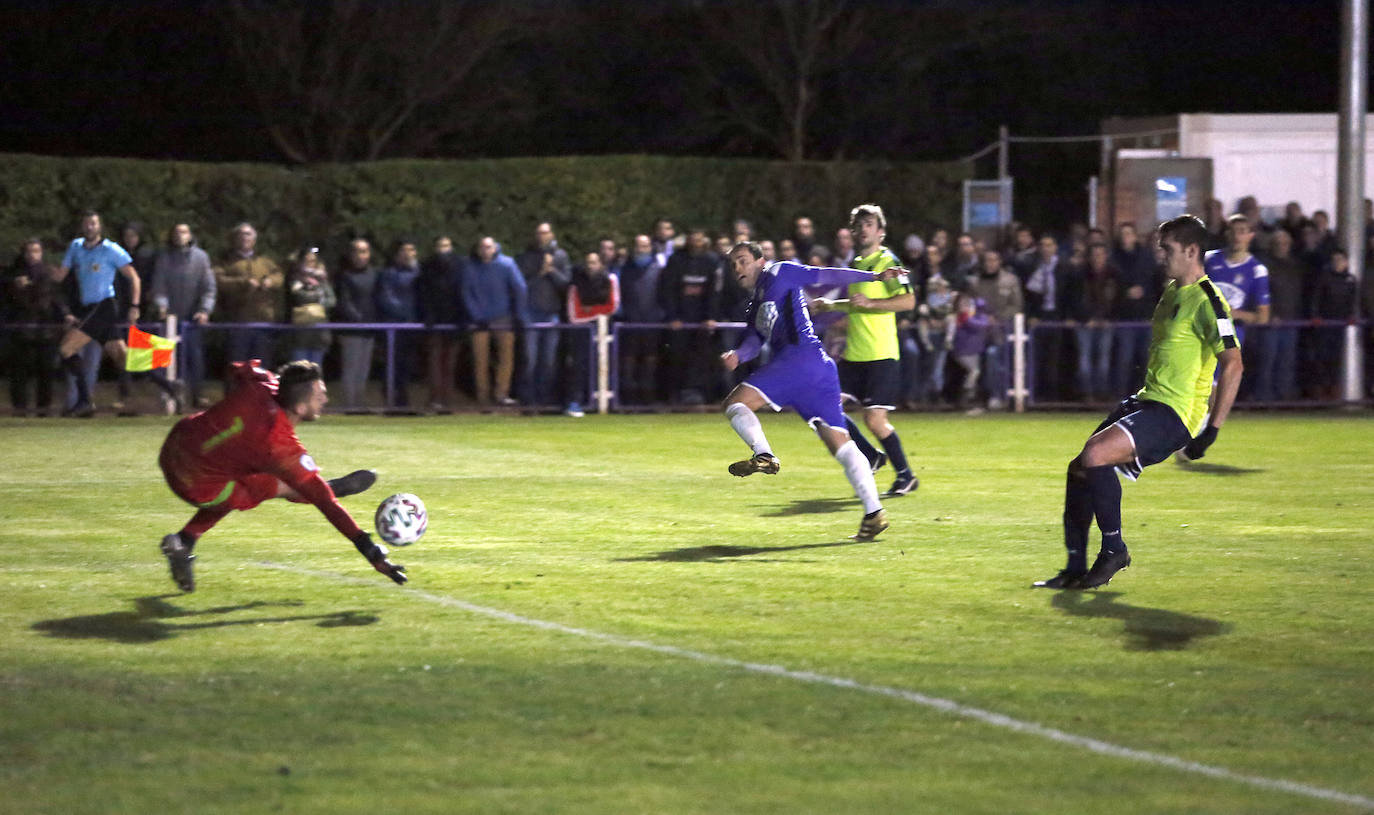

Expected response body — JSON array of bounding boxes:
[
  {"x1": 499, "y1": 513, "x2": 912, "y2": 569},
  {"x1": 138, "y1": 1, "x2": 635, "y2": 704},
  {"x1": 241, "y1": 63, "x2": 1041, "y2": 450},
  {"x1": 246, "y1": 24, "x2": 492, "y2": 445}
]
[
  {"x1": 853, "y1": 508, "x2": 889, "y2": 541},
  {"x1": 1032, "y1": 569, "x2": 1087, "y2": 589},
  {"x1": 160, "y1": 533, "x2": 196, "y2": 593},
  {"x1": 729, "y1": 452, "x2": 780, "y2": 477},
  {"x1": 327, "y1": 469, "x2": 377, "y2": 498},
  {"x1": 1079, "y1": 548, "x2": 1131, "y2": 589}
]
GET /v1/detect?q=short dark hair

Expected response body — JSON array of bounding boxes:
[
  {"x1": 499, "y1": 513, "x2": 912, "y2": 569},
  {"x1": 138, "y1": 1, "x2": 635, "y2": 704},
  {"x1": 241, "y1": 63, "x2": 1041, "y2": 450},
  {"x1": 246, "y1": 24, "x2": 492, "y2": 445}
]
[
  {"x1": 275, "y1": 360, "x2": 323, "y2": 408},
  {"x1": 730, "y1": 241, "x2": 763, "y2": 260},
  {"x1": 1158, "y1": 215, "x2": 1209, "y2": 254}
]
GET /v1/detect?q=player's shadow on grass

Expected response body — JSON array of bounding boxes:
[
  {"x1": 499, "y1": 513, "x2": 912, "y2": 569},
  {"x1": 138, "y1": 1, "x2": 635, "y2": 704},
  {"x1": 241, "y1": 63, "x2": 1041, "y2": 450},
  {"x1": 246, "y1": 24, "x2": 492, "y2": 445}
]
[
  {"x1": 760, "y1": 497, "x2": 859, "y2": 517},
  {"x1": 1174, "y1": 461, "x2": 1265, "y2": 476},
  {"x1": 1050, "y1": 591, "x2": 1230, "y2": 651},
  {"x1": 32, "y1": 595, "x2": 379, "y2": 644},
  {"x1": 617, "y1": 539, "x2": 873, "y2": 562}
]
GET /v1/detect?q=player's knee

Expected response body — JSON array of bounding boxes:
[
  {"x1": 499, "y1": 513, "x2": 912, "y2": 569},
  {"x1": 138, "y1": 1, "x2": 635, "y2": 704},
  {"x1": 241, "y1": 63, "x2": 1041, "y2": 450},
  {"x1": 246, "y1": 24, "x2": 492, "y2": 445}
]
[
  {"x1": 724, "y1": 400, "x2": 750, "y2": 418},
  {"x1": 1067, "y1": 457, "x2": 1086, "y2": 480}
]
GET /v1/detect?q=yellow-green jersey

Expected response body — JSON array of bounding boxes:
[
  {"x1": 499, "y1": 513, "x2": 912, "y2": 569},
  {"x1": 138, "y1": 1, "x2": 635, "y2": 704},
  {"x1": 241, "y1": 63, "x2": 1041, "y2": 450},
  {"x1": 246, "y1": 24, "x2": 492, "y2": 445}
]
[
  {"x1": 1137, "y1": 275, "x2": 1238, "y2": 433},
  {"x1": 844, "y1": 247, "x2": 909, "y2": 361}
]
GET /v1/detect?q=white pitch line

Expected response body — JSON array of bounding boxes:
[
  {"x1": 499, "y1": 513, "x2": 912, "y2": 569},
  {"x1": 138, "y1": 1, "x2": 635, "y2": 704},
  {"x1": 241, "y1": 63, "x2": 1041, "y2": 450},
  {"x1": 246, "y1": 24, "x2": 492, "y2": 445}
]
[{"x1": 258, "y1": 561, "x2": 1373, "y2": 811}]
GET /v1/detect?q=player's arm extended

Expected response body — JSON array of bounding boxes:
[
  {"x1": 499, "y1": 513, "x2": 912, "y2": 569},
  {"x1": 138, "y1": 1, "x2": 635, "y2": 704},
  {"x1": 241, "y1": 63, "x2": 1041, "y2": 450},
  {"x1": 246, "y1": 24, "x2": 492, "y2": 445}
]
[{"x1": 277, "y1": 466, "x2": 408, "y2": 585}]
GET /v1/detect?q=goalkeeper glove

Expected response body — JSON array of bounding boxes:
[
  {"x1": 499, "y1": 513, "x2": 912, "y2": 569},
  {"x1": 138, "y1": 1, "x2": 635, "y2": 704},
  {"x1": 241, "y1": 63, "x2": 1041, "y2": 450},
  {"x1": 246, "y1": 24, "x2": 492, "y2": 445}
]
[
  {"x1": 1180, "y1": 426, "x2": 1219, "y2": 461},
  {"x1": 351, "y1": 531, "x2": 408, "y2": 585}
]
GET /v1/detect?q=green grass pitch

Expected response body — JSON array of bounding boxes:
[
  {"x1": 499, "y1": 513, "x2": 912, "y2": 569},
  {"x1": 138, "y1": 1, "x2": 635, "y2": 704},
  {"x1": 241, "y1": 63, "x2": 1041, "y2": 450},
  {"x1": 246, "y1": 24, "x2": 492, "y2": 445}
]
[{"x1": 1, "y1": 411, "x2": 1371, "y2": 814}]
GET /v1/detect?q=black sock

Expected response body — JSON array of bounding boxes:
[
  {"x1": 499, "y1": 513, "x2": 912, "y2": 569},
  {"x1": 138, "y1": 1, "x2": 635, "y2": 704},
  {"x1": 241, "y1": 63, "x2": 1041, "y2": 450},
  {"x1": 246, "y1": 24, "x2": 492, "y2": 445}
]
[
  {"x1": 1064, "y1": 466, "x2": 1092, "y2": 572},
  {"x1": 63, "y1": 354, "x2": 90, "y2": 404},
  {"x1": 1085, "y1": 464, "x2": 1126, "y2": 554},
  {"x1": 879, "y1": 431, "x2": 911, "y2": 476},
  {"x1": 844, "y1": 417, "x2": 880, "y2": 462}
]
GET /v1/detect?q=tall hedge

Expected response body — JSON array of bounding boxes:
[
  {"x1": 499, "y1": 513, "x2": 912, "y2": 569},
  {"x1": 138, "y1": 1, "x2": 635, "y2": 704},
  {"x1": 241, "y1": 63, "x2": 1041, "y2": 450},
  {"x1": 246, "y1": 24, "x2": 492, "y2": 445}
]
[{"x1": 0, "y1": 153, "x2": 966, "y2": 263}]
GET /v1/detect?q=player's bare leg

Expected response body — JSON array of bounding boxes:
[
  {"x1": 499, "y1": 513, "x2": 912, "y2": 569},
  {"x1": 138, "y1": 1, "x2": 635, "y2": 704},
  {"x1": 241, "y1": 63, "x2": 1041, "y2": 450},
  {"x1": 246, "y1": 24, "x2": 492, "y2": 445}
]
[
  {"x1": 724, "y1": 385, "x2": 780, "y2": 476},
  {"x1": 818, "y1": 421, "x2": 887, "y2": 540}
]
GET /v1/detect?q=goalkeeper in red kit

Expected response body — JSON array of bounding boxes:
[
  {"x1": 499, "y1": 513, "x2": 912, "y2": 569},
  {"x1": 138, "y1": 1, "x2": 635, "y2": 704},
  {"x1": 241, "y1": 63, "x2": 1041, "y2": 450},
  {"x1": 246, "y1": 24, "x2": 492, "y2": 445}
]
[{"x1": 157, "y1": 359, "x2": 406, "y2": 592}]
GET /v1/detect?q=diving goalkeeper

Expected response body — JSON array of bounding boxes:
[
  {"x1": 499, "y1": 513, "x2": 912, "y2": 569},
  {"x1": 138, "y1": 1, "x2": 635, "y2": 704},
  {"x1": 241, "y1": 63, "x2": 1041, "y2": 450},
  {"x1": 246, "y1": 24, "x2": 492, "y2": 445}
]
[{"x1": 157, "y1": 359, "x2": 406, "y2": 591}]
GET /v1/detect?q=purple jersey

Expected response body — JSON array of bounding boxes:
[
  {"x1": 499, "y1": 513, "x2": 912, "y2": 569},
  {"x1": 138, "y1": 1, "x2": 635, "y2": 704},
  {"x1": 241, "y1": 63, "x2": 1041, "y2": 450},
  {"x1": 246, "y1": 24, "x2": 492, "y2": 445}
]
[
  {"x1": 734, "y1": 260, "x2": 876, "y2": 428},
  {"x1": 1203, "y1": 250, "x2": 1270, "y2": 313},
  {"x1": 734, "y1": 260, "x2": 874, "y2": 363}
]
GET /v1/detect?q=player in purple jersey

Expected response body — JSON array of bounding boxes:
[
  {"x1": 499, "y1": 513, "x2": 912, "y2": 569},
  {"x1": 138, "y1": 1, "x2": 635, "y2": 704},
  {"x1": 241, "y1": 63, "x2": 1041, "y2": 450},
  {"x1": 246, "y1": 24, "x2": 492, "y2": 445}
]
[
  {"x1": 1203, "y1": 214, "x2": 1271, "y2": 347},
  {"x1": 718, "y1": 241, "x2": 901, "y2": 541}
]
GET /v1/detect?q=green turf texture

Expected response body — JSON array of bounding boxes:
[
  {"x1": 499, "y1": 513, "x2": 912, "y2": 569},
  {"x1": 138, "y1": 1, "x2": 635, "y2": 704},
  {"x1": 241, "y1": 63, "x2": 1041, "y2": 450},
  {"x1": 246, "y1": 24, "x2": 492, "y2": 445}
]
[{"x1": 1, "y1": 412, "x2": 1370, "y2": 814}]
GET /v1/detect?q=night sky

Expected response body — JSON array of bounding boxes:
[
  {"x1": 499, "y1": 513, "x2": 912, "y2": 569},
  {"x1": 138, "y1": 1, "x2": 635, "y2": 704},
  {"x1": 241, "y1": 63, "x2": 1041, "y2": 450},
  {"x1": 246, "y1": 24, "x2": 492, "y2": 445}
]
[{"x1": 0, "y1": 0, "x2": 1354, "y2": 227}]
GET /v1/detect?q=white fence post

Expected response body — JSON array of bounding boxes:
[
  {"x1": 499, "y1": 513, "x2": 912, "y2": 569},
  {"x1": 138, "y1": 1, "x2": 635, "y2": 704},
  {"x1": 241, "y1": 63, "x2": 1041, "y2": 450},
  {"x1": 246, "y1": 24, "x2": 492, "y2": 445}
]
[
  {"x1": 1011, "y1": 312, "x2": 1027, "y2": 413},
  {"x1": 164, "y1": 313, "x2": 179, "y2": 381},
  {"x1": 595, "y1": 315, "x2": 611, "y2": 414}
]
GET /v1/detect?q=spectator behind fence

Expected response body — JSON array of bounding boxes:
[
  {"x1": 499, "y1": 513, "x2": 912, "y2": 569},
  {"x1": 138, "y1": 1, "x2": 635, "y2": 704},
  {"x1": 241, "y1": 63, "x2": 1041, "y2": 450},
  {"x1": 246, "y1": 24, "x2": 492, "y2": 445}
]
[
  {"x1": 565, "y1": 250, "x2": 621, "y2": 417},
  {"x1": 1205, "y1": 215, "x2": 1271, "y2": 403},
  {"x1": 651, "y1": 218, "x2": 677, "y2": 269},
  {"x1": 833, "y1": 226, "x2": 856, "y2": 268},
  {"x1": 215, "y1": 222, "x2": 284, "y2": 372},
  {"x1": 792, "y1": 216, "x2": 816, "y2": 259},
  {"x1": 658, "y1": 228, "x2": 722, "y2": 405},
  {"x1": 1070, "y1": 244, "x2": 1119, "y2": 402},
  {"x1": 418, "y1": 236, "x2": 464, "y2": 413},
  {"x1": 151, "y1": 223, "x2": 215, "y2": 407},
  {"x1": 1307, "y1": 248, "x2": 1357, "y2": 400},
  {"x1": 948, "y1": 232, "x2": 979, "y2": 291},
  {"x1": 1258, "y1": 229, "x2": 1304, "y2": 401},
  {"x1": 285, "y1": 247, "x2": 334, "y2": 366},
  {"x1": 333, "y1": 238, "x2": 380, "y2": 410},
  {"x1": 376, "y1": 240, "x2": 421, "y2": 408},
  {"x1": 1005, "y1": 224, "x2": 1038, "y2": 284},
  {"x1": 950, "y1": 292, "x2": 990, "y2": 411},
  {"x1": 1110, "y1": 222, "x2": 1158, "y2": 394},
  {"x1": 970, "y1": 248, "x2": 1022, "y2": 410},
  {"x1": 616, "y1": 234, "x2": 664, "y2": 404},
  {"x1": 1025, "y1": 234, "x2": 1072, "y2": 402},
  {"x1": 120, "y1": 222, "x2": 158, "y2": 311},
  {"x1": 4, "y1": 238, "x2": 65, "y2": 416},
  {"x1": 461, "y1": 236, "x2": 526, "y2": 407},
  {"x1": 916, "y1": 271, "x2": 955, "y2": 404},
  {"x1": 516, "y1": 223, "x2": 572, "y2": 408}
]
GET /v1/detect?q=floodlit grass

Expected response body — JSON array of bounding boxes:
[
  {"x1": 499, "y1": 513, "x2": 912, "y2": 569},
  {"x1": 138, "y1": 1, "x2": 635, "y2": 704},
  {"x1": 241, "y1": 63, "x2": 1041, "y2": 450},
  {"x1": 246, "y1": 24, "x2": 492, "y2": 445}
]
[{"x1": 1, "y1": 411, "x2": 1371, "y2": 814}]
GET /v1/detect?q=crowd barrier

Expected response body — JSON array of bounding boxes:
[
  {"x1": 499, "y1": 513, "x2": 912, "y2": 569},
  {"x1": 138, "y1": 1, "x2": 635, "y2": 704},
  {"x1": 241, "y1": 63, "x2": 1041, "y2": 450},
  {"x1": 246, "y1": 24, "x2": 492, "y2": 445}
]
[{"x1": 1, "y1": 316, "x2": 1369, "y2": 414}]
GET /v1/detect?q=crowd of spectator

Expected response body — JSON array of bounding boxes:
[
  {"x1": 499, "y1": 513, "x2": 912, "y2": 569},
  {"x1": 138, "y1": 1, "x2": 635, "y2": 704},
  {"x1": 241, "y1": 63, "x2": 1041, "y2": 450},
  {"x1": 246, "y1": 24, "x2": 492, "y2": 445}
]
[{"x1": 4, "y1": 196, "x2": 1374, "y2": 417}]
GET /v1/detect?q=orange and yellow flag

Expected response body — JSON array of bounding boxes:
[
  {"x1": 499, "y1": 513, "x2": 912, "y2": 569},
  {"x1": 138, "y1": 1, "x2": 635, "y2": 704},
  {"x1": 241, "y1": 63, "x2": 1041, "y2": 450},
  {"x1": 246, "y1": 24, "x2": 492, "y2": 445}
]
[{"x1": 125, "y1": 326, "x2": 177, "y2": 371}]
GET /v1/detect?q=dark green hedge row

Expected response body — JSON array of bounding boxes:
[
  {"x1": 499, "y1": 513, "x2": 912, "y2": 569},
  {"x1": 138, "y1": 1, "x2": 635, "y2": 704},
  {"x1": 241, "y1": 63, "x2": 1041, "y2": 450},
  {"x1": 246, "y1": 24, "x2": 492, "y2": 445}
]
[{"x1": 0, "y1": 153, "x2": 967, "y2": 263}]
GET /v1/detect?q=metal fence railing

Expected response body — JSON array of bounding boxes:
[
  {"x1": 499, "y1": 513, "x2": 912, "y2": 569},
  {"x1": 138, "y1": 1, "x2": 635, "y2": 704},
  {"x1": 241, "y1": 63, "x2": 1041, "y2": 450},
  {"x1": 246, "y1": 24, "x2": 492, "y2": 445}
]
[{"x1": 2, "y1": 316, "x2": 1369, "y2": 414}]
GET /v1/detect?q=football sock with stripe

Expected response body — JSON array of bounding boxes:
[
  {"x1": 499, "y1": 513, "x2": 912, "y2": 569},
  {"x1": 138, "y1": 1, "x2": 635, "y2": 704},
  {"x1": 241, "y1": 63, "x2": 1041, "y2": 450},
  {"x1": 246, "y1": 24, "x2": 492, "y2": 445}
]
[
  {"x1": 1085, "y1": 464, "x2": 1126, "y2": 554},
  {"x1": 1063, "y1": 466, "x2": 1092, "y2": 572},
  {"x1": 843, "y1": 417, "x2": 881, "y2": 463},
  {"x1": 725, "y1": 402, "x2": 773, "y2": 457},
  {"x1": 879, "y1": 431, "x2": 911, "y2": 476}
]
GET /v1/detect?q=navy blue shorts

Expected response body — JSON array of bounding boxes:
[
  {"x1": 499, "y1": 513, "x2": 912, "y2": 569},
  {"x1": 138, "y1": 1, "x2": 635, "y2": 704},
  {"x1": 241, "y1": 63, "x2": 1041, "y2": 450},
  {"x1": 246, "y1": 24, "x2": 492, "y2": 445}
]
[
  {"x1": 1094, "y1": 396, "x2": 1191, "y2": 480},
  {"x1": 838, "y1": 358, "x2": 900, "y2": 410},
  {"x1": 72, "y1": 298, "x2": 120, "y2": 344}
]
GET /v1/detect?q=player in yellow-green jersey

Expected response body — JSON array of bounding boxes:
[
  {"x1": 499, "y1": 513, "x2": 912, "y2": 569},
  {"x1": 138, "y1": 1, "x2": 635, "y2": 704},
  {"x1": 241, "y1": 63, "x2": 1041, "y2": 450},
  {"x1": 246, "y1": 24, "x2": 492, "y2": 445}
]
[
  {"x1": 812, "y1": 204, "x2": 918, "y2": 497},
  {"x1": 1034, "y1": 214, "x2": 1243, "y2": 590}
]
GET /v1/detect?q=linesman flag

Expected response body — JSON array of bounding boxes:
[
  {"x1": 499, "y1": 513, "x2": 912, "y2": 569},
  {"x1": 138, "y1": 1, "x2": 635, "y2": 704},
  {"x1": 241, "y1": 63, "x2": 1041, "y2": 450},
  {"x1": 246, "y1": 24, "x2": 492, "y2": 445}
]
[{"x1": 125, "y1": 325, "x2": 177, "y2": 371}]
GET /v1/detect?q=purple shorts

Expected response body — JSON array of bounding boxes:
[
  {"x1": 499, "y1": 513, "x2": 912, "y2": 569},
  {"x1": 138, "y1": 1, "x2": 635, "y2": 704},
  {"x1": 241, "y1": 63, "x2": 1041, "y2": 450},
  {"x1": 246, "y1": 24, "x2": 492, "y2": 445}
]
[{"x1": 743, "y1": 345, "x2": 846, "y2": 430}]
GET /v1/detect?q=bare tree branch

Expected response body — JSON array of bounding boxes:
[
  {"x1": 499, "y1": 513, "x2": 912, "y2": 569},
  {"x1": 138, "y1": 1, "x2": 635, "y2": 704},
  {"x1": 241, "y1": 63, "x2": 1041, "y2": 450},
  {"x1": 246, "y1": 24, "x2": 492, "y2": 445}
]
[{"x1": 219, "y1": 0, "x2": 522, "y2": 163}]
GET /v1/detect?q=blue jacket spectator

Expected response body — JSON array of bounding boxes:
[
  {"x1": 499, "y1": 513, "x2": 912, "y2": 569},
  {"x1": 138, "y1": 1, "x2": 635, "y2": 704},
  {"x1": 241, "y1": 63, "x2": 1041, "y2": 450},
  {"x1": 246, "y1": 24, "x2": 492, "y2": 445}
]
[{"x1": 461, "y1": 241, "x2": 527, "y2": 327}]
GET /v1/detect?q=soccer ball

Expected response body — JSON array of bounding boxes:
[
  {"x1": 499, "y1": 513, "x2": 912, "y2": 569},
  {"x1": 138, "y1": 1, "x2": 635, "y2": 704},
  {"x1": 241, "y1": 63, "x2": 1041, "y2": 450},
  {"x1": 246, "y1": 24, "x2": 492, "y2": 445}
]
[{"x1": 374, "y1": 493, "x2": 427, "y2": 546}]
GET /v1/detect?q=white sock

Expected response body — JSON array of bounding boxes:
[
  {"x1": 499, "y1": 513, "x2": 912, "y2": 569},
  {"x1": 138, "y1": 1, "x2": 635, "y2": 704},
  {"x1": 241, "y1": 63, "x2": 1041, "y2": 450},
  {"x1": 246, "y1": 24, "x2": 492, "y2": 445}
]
[
  {"x1": 726, "y1": 402, "x2": 772, "y2": 457},
  {"x1": 835, "y1": 440, "x2": 882, "y2": 513}
]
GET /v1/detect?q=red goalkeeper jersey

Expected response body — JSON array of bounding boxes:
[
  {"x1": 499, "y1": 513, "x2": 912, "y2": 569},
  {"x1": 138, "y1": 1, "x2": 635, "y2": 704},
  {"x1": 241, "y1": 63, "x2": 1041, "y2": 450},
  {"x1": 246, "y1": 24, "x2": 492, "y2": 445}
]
[{"x1": 159, "y1": 361, "x2": 361, "y2": 538}]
